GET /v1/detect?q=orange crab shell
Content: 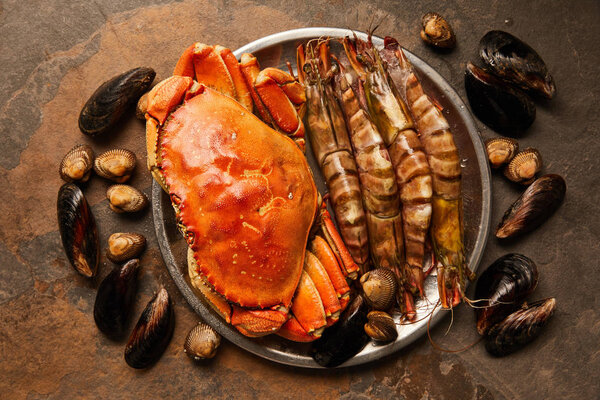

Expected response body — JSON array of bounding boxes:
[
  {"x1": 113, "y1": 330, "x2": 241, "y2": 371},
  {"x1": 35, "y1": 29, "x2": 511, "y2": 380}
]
[{"x1": 159, "y1": 84, "x2": 318, "y2": 309}]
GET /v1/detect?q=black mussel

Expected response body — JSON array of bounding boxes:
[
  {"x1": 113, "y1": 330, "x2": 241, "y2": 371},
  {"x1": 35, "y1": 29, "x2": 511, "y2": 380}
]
[
  {"x1": 360, "y1": 268, "x2": 398, "y2": 310},
  {"x1": 106, "y1": 232, "x2": 146, "y2": 263},
  {"x1": 94, "y1": 259, "x2": 140, "y2": 338},
  {"x1": 475, "y1": 254, "x2": 539, "y2": 335},
  {"x1": 125, "y1": 287, "x2": 174, "y2": 369},
  {"x1": 311, "y1": 295, "x2": 369, "y2": 367},
  {"x1": 503, "y1": 148, "x2": 542, "y2": 184},
  {"x1": 420, "y1": 12, "x2": 456, "y2": 49},
  {"x1": 486, "y1": 298, "x2": 556, "y2": 356},
  {"x1": 184, "y1": 321, "x2": 221, "y2": 360},
  {"x1": 485, "y1": 137, "x2": 518, "y2": 169},
  {"x1": 496, "y1": 174, "x2": 566, "y2": 239},
  {"x1": 59, "y1": 144, "x2": 95, "y2": 183},
  {"x1": 57, "y1": 183, "x2": 99, "y2": 278},
  {"x1": 465, "y1": 62, "x2": 535, "y2": 136},
  {"x1": 364, "y1": 311, "x2": 398, "y2": 342},
  {"x1": 79, "y1": 67, "x2": 155, "y2": 137},
  {"x1": 480, "y1": 30, "x2": 556, "y2": 99}
]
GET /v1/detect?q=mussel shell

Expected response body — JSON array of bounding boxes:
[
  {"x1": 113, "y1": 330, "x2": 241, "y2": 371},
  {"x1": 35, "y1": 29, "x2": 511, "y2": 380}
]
[
  {"x1": 496, "y1": 174, "x2": 566, "y2": 239},
  {"x1": 311, "y1": 294, "x2": 369, "y2": 367},
  {"x1": 475, "y1": 254, "x2": 539, "y2": 335},
  {"x1": 79, "y1": 67, "x2": 155, "y2": 136},
  {"x1": 125, "y1": 287, "x2": 174, "y2": 369},
  {"x1": 106, "y1": 184, "x2": 148, "y2": 213},
  {"x1": 57, "y1": 183, "x2": 99, "y2": 278},
  {"x1": 360, "y1": 268, "x2": 398, "y2": 310},
  {"x1": 420, "y1": 12, "x2": 456, "y2": 49},
  {"x1": 93, "y1": 259, "x2": 140, "y2": 338},
  {"x1": 59, "y1": 144, "x2": 95, "y2": 183},
  {"x1": 503, "y1": 148, "x2": 542, "y2": 184},
  {"x1": 106, "y1": 232, "x2": 146, "y2": 263},
  {"x1": 364, "y1": 311, "x2": 398, "y2": 342},
  {"x1": 94, "y1": 149, "x2": 136, "y2": 183},
  {"x1": 480, "y1": 30, "x2": 556, "y2": 99},
  {"x1": 184, "y1": 321, "x2": 221, "y2": 360},
  {"x1": 486, "y1": 298, "x2": 556, "y2": 357},
  {"x1": 465, "y1": 62, "x2": 535, "y2": 136},
  {"x1": 485, "y1": 137, "x2": 518, "y2": 169}
]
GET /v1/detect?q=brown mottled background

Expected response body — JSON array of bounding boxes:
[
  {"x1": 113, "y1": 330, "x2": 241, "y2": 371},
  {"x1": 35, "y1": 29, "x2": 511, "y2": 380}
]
[{"x1": 1, "y1": 0, "x2": 599, "y2": 399}]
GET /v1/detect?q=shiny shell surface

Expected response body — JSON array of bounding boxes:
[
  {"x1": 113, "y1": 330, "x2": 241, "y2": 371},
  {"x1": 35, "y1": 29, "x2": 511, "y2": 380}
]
[
  {"x1": 360, "y1": 268, "x2": 398, "y2": 310},
  {"x1": 79, "y1": 67, "x2": 155, "y2": 136},
  {"x1": 503, "y1": 148, "x2": 542, "y2": 184},
  {"x1": 59, "y1": 144, "x2": 94, "y2": 183},
  {"x1": 420, "y1": 12, "x2": 456, "y2": 49},
  {"x1": 184, "y1": 321, "x2": 221, "y2": 360},
  {"x1": 485, "y1": 137, "x2": 518, "y2": 169},
  {"x1": 94, "y1": 149, "x2": 136, "y2": 183},
  {"x1": 364, "y1": 311, "x2": 398, "y2": 342},
  {"x1": 106, "y1": 232, "x2": 146, "y2": 263},
  {"x1": 107, "y1": 184, "x2": 148, "y2": 213},
  {"x1": 57, "y1": 183, "x2": 99, "y2": 278}
]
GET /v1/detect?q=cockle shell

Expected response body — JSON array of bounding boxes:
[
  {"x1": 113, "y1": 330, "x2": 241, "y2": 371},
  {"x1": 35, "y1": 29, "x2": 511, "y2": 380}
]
[
  {"x1": 94, "y1": 149, "x2": 136, "y2": 183},
  {"x1": 106, "y1": 232, "x2": 146, "y2": 263},
  {"x1": 360, "y1": 268, "x2": 398, "y2": 310},
  {"x1": 184, "y1": 321, "x2": 221, "y2": 360},
  {"x1": 503, "y1": 148, "x2": 542, "y2": 184},
  {"x1": 420, "y1": 12, "x2": 456, "y2": 49},
  {"x1": 59, "y1": 144, "x2": 95, "y2": 183},
  {"x1": 106, "y1": 184, "x2": 148, "y2": 213},
  {"x1": 485, "y1": 138, "x2": 518, "y2": 169}
]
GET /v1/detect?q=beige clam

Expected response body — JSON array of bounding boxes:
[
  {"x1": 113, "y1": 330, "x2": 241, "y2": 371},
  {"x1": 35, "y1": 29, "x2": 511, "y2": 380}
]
[
  {"x1": 106, "y1": 232, "x2": 146, "y2": 263},
  {"x1": 59, "y1": 144, "x2": 95, "y2": 183},
  {"x1": 485, "y1": 137, "x2": 519, "y2": 169},
  {"x1": 364, "y1": 311, "x2": 398, "y2": 342},
  {"x1": 106, "y1": 184, "x2": 148, "y2": 213},
  {"x1": 184, "y1": 321, "x2": 221, "y2": 360},
  {"x1": 504, "y1": 148, "x2": 542, "y2": 184},
  {"x1": 420, "y1": 12, "x2": 456, "y2": 49},
  {"x1": 94, "y1": 149, "x2": 136, "y2": 183}
]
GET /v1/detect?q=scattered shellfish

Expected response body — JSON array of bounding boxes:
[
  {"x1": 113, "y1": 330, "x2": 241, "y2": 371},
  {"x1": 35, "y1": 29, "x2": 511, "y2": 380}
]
[
  {"x1": 465, "y1": 62, "x2": 535, "y2": 135},
  {"x1": 474, "y1": 253, "x2": 539, "y2": 335},
  {"x1": 94, "y1": 259, "x2": 140, "y2": 338},
  {"x1": 480, "y1": 30, "x2": 556, "y2": 99},
  {"x1": 57, "y1": 183, "x2": 99, "y2": 278},
  {"x1": 93, "y1": 149, "x2": 136, "y2": 183},
  {"x1": 486, "y1": 298, "x2": 556, "y2": 357},
  {"x1": 125, "y1": 287, "x2": 174, "y2": 369},
  {"x1": 184, "y1": 321, "x2": 221, "y2": 360},
  {"x1": 360, "y1": 268, "x2": 398, "y2": 310},
  {"x1": 496, "y1": 174, "x2": 566, "y2": 239},
  {"x1": 364, "y1": 311, "x2": 398, "y2": 342},
  {"x1": 485, "y1": 137, "x2": 518, "y2": 169},
  {"x1": 79, "y1": 67, "x2": 155, "y2": 136},
  {"x1": 136, "y1": 92, "x2": 149, "y2": 120},
  {"x1": 59, "y1": 144, "x2": 95, "y2": 183},
  {"x1": 106, "y1": 232, "x2": 146, "y2": 263},
  {"x1": 503, "y1": 148, "x2": 542, "y2": 184},
  {"x1": 106, "y1": 184, "x2": 148, "y2": 213},
  {"x1": 420, "y1": 12, "x2": 456, "y2": 49}
]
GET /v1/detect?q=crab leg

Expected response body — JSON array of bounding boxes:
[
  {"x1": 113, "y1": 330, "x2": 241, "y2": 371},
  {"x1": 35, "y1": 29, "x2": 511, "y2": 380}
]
[
  {"x1": 309, "y1": 235, "x2": 350, "y2": 310},
  {"x1": 291, "y1": 270, "x2": 327, "y2": 338},
  {"x1": 231, "y1": 306, "x2": 289, "y2": 338},
  {"x1": 277, "y1": 315, "x2": 316, "y2": 342},
  {"x1": 304, "y1": 250, "x2": 341, "y2": 326},
  {"x1": 215, "y1": 45, "x2": 254, "y2": 111},
  {"x1": 319, "y1": 204, "x2": 360, "y2": 279}
]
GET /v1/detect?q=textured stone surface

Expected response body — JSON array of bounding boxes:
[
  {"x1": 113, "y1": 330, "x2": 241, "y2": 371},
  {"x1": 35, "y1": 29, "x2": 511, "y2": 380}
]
[{"x1": 0, "y1": 0, "x2": 599, "y2": 399}]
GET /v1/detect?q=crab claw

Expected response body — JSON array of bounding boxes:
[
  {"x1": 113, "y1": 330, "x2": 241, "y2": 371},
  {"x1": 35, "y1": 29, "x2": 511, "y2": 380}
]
[
  {"x1": 277, "y1": 315, "x2": 317, "y2": 342},
  {"x1": 231, "y1": 306, "x2": 289, "y2": 337}
]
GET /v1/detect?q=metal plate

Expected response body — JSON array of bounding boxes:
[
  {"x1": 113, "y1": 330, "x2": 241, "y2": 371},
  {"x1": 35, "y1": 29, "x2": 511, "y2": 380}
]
[{"x1": 152, "y1": 27, "x2": 492, "y2": 368}]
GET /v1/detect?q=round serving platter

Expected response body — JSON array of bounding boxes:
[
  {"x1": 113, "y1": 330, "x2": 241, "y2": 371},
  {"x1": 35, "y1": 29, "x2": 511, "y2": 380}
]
[{"x1": 153, "y1": 27, "x2": 491, "y2": 368}]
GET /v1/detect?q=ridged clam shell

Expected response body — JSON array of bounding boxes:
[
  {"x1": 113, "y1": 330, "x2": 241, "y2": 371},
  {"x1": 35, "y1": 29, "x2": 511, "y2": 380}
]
[
  {"x1": 359, "y1": 268, "x2": 398, "y2": 310},
  {"x1": 106, "y1": 232, "x2": 146, "y2": 263},
  {"x1": 136, "y1": 92, "x2": 149, "y2": 120},
  {"x1": 420, "y1": 12, "x2": 456, "y2": 49},
  {"x1": 94, "y1": 149, "x2": 136, "y2": 183},
  {"x1": 57, "y1": 183, "x2": 99, "y2": 278},
  {"x1": 59, "y1": 144, "x2": 95, "y2": 183},
  {"x1": 364, "y1": 311, "x2": 398, "y2": 342},
  {"x1": 184, "y1": 321, "x2": 221, "y2": 360},
  {"x1": 79, "y1": 67, "x2": 155, "y2": 136},
  {"x1": 106, "y1": 184, "x2": 148, "y2": 213},
  {"x1": 503, "y1": 148, "x2": 542, "y2": 184},
  {"x1": 485, "y1": 138, "x2": 518, "y2": 169}
]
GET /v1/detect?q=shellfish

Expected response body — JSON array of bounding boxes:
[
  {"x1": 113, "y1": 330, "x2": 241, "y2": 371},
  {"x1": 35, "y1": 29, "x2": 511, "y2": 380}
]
[
  {"x1": 79, "y1": 67, "x2": 155, "y2": 136},
  {"x1": 106, "y1": 232, "x2": 146, "y2": 263},
  {"x1": 503, "y1": 148, "x2": 542, "y2": 184},
  {"x1": 496, "y1": 174, "x2": 566, "y2": 239},
  {"x1": 485, "y1": 137, "x2": 518, "y2": 169},
  {"x1": 184, "y1": 321, "x2": 221, "y2": 360},
  {"x1": 474, "y1": 253, "x2": 539, "y2": 335},
  {"x1": 364, "y1": 311, "x2": 398, "y2": 342},
  {"x1": 465, "y1": 62, "x2": 535, "y2": 135},
  {"x1": 124, "y1": 287, "x2": 174, "y2": 369},
  {"x1": 486, "y1": 298, "x2": 556, "y2": 356},
  {"x1": 360, "y1": 268, "x2": 398, "y2": 311},
  {"x1": 57, "y1": 183, "x2": 99, "y2": 278},
  {"x1": 480, "y1": 30, "x2": 556, "y2": 99},
  {"x1": 93, "y1": 149, "x2": 136, "y2": 183},
  {"x1": 59, "y1": 144, "x2": 94, "y2": 183},
  {"x1": 420, "y1": 12, "x2": 456, "y2": 49},
  {"x1": 106, "y1": 184, "x2": 148, "y2": 213},
  {"x1": 93, "y1": 259, "x2": 140, "y2": 338}
]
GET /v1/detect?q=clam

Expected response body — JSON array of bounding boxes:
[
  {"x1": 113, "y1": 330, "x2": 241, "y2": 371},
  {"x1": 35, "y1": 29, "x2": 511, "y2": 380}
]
[
  {"x1": 480, "y1": 30, "x2": 556, "y2": 99},
  {"x1": 360, "y1": 268, "x2": 398, "y2": 310},
  {"x1": 503, "y1": 148, "x2": 542, "y2": 184},
  {"x1": 59, "y1": 144, "x2": 95, "y2": 183},
  {"x1": 106, "y1": 184, "x2": 148, "y2": 213},
  {"x1": 496, "y1": 174, "x2": 566, "y2": 239},
  {"x1": 485, "y1": 137, "x2": 518, "y2": 169},
  {"x1": 79, "y1": 67, "x2": 156, "y2": 136},
  {"x1": 57, "y1": 183, "x2": 99, "y2": 278},
  {"x1": 184, "y1": 321, "x2": 221, "y2": 360},
  {"x1": 136, "y1": 92, "x2": 149, "y2": 120},
  {"x1": 93, "y1": 149, "x2": 136, "y2": 183},
  {"x1": 94, "y1": 259, "x2": 140, "y2": 338},
  {"x1": 125, "y1": 287, "x2": 174, "y2": 369},
  {"x1": 465, "y1": 62, "x2": 535, "y2": 136},
  {"x1": 420, "y1": 12, "x2": 456, "y2": 49},
  {"x1": 311, "y1": 295, "x2": 369, "y2": 367},
  {"x1": 364, "y1": 311, "x2": 398, "y2": 342},
  {"x1": 486, "y1": 298, "x2": 556, "y2": 357},
  {"x1": 474, "y1": 253, "x2": 539, "y2": 335},
  {"x1": 106, "y1": 232, "x2": 146, "y2": 263}
]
